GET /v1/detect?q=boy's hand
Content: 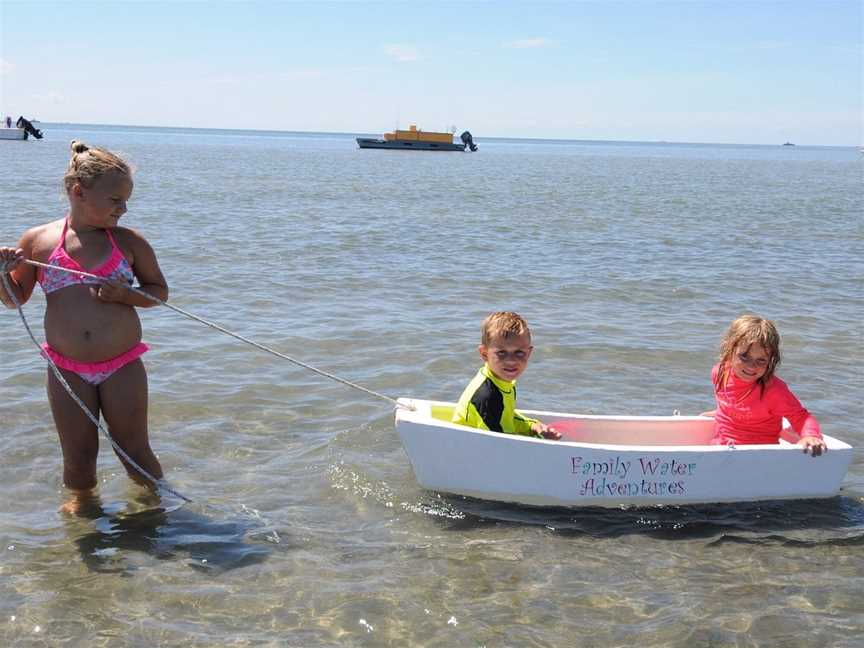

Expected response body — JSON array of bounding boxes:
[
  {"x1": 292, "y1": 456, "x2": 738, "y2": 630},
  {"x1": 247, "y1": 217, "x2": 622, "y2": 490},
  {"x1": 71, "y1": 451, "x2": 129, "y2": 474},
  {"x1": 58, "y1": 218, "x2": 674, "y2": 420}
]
[
  {"x1": 532, "y1": 422, "x2": 561, "y2": 440},
  {"x1": 798, "y1": 435, "x2": 827, "y2": 457}
]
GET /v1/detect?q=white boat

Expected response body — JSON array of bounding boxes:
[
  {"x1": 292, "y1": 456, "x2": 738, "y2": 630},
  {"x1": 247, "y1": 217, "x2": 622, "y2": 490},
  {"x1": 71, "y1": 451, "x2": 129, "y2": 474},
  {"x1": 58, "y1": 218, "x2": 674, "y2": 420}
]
[
  {"x1": 394, "y1": 398, "x2": 853, "y2": 508},
  {"x1": 1, "y1": 117, "x2": 43, "y2": 140}
]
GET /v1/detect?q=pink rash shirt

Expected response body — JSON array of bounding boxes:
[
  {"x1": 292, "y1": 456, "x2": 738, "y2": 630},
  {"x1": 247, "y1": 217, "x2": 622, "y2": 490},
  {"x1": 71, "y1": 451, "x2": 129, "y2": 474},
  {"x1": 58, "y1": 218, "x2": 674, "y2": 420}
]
[{"x1": 711, "y1": 363, "x2": 822, "y2": 445}]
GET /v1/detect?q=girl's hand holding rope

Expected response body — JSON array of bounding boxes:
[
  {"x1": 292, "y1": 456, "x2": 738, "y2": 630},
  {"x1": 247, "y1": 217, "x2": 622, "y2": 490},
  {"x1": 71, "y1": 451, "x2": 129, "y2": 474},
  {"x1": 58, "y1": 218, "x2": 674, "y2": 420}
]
[
  {"x1": 0, "y1": 247, "x2": 25, "y2": 274},
  {"x1": 0, "y1": 248, "x2": 25, "y2": 307},
  {"x1": 90, "y1": 279, "x2": 132, "y2": 303}
]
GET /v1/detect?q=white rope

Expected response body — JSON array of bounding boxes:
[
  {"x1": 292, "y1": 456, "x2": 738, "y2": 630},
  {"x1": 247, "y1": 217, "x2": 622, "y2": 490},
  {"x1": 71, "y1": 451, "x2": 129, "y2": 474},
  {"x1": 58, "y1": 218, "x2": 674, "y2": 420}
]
[
  {"x1": 0, "y1": 269, "x2": 191, "y2": 502},
  {"x1": 20, "y1": 259, "x2": 410, "y2": 410}
]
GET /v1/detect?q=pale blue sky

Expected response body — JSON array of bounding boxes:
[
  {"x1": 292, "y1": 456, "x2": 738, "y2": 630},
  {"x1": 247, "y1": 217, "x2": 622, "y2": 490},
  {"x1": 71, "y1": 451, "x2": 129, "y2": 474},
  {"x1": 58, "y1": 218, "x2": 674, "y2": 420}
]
[{"x1": 1, "y1": 0, "x2": 861, "y2": 145}]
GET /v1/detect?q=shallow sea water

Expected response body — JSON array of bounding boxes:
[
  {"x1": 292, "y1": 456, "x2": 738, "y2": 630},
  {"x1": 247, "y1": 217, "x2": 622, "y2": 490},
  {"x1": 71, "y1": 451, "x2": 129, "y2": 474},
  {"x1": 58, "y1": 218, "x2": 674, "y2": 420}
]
[{"x1": 1, "y1": 125, "x2": 862, "y2": 647}]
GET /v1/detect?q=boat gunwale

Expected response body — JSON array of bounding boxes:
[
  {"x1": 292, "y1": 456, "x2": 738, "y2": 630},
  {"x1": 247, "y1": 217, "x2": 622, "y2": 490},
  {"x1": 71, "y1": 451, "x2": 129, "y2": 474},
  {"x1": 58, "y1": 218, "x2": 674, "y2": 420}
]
[{"x1": 395, "y1": 398, "x2": 853, "y2": 453}]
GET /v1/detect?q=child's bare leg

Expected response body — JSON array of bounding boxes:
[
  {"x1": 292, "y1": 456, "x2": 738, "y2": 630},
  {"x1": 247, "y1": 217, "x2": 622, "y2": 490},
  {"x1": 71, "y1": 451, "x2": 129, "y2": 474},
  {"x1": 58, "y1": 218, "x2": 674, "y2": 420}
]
[
  {"x1": 99, "y1": 359, "x2": 163, "y2": 489},
  {"x1": 46, "y1": 368, "x2": 100, "y2": 511}
]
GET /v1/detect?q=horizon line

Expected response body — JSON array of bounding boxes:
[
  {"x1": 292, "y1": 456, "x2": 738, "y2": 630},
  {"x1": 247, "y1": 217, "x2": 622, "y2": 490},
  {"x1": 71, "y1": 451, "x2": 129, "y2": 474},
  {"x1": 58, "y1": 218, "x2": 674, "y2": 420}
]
[{"x1": 31, "y1": 120, "x2": 862, "y2": 149}]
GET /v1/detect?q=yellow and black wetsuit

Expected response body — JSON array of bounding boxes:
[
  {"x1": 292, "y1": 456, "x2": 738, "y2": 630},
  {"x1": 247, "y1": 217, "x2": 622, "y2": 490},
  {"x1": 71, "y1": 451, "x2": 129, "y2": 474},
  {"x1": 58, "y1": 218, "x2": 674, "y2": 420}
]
[{"x1": 452, "y1": 364, "x2": 539, "y2": 436}]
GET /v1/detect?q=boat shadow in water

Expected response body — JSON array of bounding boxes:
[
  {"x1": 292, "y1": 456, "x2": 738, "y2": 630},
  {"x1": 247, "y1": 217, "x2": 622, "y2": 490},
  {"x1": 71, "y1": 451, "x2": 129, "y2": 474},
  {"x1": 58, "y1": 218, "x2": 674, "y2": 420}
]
[
  {"x1": 434, "y1": 494, "x2": 864, "y2": 544},
  {"x1": 71, "y1": 502, "x2": 278, "y2": 574}
]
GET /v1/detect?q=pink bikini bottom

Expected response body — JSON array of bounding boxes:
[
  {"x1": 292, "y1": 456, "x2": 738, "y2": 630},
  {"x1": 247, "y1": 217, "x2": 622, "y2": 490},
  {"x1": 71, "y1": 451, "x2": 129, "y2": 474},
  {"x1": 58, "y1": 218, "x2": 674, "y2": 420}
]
[{"x1": 42, "y1": 342, "x2": 149, "y2": 386}]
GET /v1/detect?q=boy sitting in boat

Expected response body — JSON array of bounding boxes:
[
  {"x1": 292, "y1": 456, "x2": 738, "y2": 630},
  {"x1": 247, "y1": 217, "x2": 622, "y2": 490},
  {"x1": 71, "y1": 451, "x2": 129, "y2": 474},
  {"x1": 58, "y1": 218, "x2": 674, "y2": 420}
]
[{"x1": 452, "y1": 311, "x2": 561, "y2": 439}]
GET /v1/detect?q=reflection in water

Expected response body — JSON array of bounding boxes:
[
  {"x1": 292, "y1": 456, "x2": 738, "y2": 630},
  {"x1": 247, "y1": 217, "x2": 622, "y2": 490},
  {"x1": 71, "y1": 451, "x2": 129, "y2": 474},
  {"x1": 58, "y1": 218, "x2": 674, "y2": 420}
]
[
  {"x1": 69, "y1": 501, "x2": 275, "y2": 574},
  {"x1": 434, "y1": 494, "x2": 864, "y2": 543}
]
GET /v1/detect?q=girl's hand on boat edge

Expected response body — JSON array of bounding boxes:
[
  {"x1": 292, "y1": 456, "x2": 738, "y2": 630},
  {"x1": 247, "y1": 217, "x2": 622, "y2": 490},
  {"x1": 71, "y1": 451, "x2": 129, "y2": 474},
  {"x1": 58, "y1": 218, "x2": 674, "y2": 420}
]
[
  {"x1": 0, "y1": 247, "x2": 24, "y2": 274},
  {"x1": 532, "y1": 422, "x2": 562, "y2": 440},
  {"x1": 699, "y1": 410, "x2": 716, "y2": 418},
  {"x1": 799, "y1": 435, "x2": 827, "y2": 457}
]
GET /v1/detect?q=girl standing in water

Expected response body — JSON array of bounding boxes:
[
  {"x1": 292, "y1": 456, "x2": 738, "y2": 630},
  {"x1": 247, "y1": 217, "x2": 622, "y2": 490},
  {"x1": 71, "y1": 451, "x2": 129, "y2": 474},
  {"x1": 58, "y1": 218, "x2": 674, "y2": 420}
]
[{"x1": 0, "y1": 140, "x2": 169, "y2": 511}]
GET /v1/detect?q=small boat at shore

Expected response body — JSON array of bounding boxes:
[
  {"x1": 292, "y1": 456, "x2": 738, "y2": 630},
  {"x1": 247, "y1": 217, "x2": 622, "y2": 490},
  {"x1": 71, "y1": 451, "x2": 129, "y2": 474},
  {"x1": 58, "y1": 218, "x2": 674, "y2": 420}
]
[
  {"x1": 0, "y1": 116, "x2": 43, "y2": 141},
  {"x1": 357, "y1": 124, "x2": 477, "y2": 151},
  {"x1": 394, "y1": 398, "x2": 853, "y2": 508}
]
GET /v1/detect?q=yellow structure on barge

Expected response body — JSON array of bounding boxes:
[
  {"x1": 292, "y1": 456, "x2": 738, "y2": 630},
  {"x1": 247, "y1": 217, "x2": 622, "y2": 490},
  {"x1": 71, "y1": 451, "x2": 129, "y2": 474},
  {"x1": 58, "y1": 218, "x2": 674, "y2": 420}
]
[{"x1": 385, "y1": 125, "x2": 453, "y2": 144}]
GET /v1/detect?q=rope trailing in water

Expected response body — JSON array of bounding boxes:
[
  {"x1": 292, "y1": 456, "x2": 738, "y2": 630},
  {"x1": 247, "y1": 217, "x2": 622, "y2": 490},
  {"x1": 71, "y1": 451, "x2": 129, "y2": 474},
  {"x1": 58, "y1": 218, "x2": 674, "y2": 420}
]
[
  {"x1": 19, "y1": 258, "x2": 410, "y2": 410},
  {"x1": 0, "y1": 269, "x2": 191, "y2": 502}
]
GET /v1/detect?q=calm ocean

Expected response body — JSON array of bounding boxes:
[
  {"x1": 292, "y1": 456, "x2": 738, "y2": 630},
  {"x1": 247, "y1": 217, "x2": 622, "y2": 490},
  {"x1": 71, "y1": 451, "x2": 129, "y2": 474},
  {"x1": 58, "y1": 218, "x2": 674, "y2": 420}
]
[{"x1": 1, "y1": 124, "x2": 861, "y2": 647}]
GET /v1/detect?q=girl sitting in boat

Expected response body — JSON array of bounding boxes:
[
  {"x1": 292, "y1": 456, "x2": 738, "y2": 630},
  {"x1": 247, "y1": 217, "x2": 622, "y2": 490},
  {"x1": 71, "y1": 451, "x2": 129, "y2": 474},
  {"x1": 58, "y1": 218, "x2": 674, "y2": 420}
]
[
  {"x1": 701, "y1": 314, "x2": 827, "y2": 456},
  {"x1": 0, "y1": 140, "x2": 169, "y2": 513}
]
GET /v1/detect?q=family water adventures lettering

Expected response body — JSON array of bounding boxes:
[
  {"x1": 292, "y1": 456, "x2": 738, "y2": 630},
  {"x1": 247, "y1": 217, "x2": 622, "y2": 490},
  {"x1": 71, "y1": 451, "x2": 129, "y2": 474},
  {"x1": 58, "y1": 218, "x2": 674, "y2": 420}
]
[{"x1": 570, "y1": 456, "x2": 698, "y2": 498}]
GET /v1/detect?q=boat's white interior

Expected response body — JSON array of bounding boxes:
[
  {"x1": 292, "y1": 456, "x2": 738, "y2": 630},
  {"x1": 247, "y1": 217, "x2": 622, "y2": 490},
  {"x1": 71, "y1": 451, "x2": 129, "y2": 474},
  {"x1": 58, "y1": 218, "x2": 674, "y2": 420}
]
[{"x1": 422, "y1": 401, "x2": 803, "y2": 447}]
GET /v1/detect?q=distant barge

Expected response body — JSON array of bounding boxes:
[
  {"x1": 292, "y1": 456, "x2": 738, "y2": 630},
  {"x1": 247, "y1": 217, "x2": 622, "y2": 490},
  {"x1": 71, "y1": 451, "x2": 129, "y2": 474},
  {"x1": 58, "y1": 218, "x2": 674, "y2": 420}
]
[{"x1": 357, "y1": 125, "x2": 477, "y2": 152}]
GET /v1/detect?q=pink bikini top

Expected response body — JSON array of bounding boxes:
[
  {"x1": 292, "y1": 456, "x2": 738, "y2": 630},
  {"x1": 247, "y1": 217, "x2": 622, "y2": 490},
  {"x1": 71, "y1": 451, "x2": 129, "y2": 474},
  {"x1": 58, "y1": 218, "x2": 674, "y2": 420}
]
[{"x1": 38, "y1": 218, "x2": 134, "y2": 295}]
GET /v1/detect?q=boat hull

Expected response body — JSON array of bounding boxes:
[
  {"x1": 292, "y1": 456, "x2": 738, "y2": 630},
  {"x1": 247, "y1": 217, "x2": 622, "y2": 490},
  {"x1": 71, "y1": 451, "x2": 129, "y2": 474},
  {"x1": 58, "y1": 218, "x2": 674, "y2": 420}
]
[
  {"x1": 0, "y1": 129, "x2": 27, "y2": 140},
  {"x1": 394, "y1": 399, "x2": 854, "y2": 508},
  {"x1": 356, "y1": 137, "x2": 466, "y2": 151}
]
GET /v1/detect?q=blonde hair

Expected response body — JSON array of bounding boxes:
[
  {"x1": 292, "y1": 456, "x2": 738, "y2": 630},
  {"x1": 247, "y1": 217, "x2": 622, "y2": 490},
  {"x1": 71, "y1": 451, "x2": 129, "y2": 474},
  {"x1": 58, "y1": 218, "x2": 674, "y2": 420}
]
[
  {"x1": 63, "y1": 140, "x2": 131, "y2": 191},
  {"x1": 481, "y1": 311, "x2": 532, "y2": 346},
  {"x1": 716, "y1": 314, "x2": 781, "y2": 393}
]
